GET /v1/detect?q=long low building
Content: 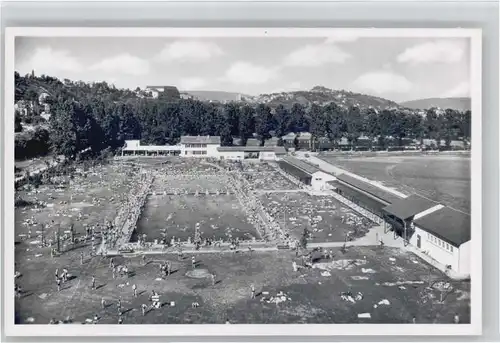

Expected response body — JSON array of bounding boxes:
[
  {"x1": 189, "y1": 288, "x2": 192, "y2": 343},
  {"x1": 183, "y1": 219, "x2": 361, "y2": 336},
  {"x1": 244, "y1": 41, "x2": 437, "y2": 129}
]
[
  {"x1": 121, "y1": 137, "x2": 287, "y2": 160},
  {"x1": 278, "y1": 156, "x2": 335, "y2": 190},
  {"x1": 327, "y1": 174, "x2": 403, "y2": 219},
  {"x1": 327, "y1": 173, "x2": 470, "y2": 277},
  {"x1": 217, "y1": 146, "x2": 286, "y2": 161}
]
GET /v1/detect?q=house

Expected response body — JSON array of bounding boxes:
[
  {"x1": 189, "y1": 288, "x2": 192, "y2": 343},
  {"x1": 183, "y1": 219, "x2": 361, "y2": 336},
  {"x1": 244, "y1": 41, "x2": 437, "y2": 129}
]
[
  {"x1": 121, "y1": 140, "x2": 181, "y2": 156},
  {"x1": 180, "y1": 92, "x2": 193, "y2": 100},
  {"x1": 145, "y1": 86, "x2": 180, "y2": 99},
  {"x1": 180, "y1": 136, "x2": 221, "y2": 158},
  {"x1": 317, "y1": 137, "x2": 333, "y2": 151},
  {"x1": 296, "y1": 132, "x2": 312, "y2": 150},
  {"x1": 281, "y1": 133, "x2": 297, "y2": 149},
  {"x1": 264, "y1": 137, "x2": 279, "y2": 147},
  {"x1": 245, "y1": 138, "x2": 260, "y2": 147},
  {"x1": 217, "y1": 146, "x2": 286, "y2": 161},
  {"x1": 278, "y1": 156, "x2": 335, "y2": 190},
  {"x1": 38, "y1": 92, "x2": 50, "y2": 105}
]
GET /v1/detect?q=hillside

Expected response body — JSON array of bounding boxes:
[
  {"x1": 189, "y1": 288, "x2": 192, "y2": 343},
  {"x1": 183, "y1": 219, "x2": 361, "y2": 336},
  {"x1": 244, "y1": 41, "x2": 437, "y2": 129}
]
[
  {"x1": 248, "y1": 86, "x2": 401, "y2": 110},
  {"x1": 184, "y1": 90, "x2": 249, "y2": 102},
  {"x1": 400, "y1": 97, "x2": 471, "y2": 111}
]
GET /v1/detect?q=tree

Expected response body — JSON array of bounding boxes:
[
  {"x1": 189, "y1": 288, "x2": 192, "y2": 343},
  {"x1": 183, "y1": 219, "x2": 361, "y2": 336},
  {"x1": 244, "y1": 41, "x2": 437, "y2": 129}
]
[
  {"x1": 273, "y1": 104, "x2": 290, "y2": 138},
  {"x1": 345, "y1": 106, "x2": 363, "y2": 148},
  {"x1": 15, "y1": 110, "x2": 23, "y2": 132},
  {"x1": 308, "y1": 104, "x2": 328, "y2": 150},
  {"x1": 290, "y1": 103, "x2": 308, "y2": 133},
  {"x1": 364, "y1": 108, "x2": 379, "y2": 150},
  {"x1": 255, "y1": 104, "x2": 273, "y2": 144},
  {"x1": 325, "y1": 103, "x2": 345, "y2": 148},
  {"x1": 238, "y1": 105, "x2": 255, "y2": 146}
]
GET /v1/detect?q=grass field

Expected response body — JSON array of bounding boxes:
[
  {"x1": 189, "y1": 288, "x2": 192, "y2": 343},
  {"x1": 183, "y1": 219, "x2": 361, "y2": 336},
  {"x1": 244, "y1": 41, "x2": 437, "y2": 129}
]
[
  {"x1": 14, "y1": 246, "x2": 470, "y2": 324},
  {"x1": 133, "y1": 194, "x2": 258, "y2": 242},
  {"x1": 320, "y1": 155, "x2": 471, "y2": 213},
  {"x1": 15, "y1": 163, "x2": 137, "y2": 245}
]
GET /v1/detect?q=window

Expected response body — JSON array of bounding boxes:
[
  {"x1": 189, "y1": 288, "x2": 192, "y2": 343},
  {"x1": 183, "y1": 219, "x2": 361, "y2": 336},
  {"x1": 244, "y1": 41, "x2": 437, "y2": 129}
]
[
  {"x1": 450, "y1": 246, "x2": 453, "y2": 252},
  {"x1": 446, "y1": 243, "x2": 450, "y2": 250}
]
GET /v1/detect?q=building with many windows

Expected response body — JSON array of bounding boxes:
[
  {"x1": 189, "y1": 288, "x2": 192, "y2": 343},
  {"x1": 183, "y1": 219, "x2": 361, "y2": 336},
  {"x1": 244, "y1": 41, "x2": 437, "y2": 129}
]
[
  {"x1": 217, "y1": 146, "x2": 286, "y2": 161},
  {"x1": 179, "y1": 136, "x2": 221, "y2": 158},
  {"x1": 327, "y1": 173, "x2": 470, "y2": 277}
]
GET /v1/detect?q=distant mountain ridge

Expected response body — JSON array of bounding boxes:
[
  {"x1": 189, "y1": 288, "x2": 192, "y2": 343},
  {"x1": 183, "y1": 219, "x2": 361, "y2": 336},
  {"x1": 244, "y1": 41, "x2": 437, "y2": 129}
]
[
  {"x1": 400, "y1": 97, "x2": 471, "y2": 111},
  {"x1": 185, "y1": 86, "x2": 401, "y2": 110}
]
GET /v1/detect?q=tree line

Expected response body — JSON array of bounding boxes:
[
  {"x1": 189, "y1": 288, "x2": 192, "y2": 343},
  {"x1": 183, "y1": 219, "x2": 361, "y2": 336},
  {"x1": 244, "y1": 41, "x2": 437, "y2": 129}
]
[{"x1": 15, "y1": 72, "x2": 471, "y2": 160}]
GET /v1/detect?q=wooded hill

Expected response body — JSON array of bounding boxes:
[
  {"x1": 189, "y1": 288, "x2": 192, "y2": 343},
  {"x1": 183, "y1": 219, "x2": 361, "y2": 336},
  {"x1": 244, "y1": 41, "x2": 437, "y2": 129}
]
[{"x1": 14, "y1": 72, "x2": 471, "y2": 162}]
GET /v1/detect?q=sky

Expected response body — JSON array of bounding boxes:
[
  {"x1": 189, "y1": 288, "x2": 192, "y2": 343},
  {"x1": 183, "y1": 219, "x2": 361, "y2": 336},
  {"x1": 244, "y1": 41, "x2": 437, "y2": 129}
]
[{"x1": 15, "y1": 36, "x2": 471, "y2": 102}]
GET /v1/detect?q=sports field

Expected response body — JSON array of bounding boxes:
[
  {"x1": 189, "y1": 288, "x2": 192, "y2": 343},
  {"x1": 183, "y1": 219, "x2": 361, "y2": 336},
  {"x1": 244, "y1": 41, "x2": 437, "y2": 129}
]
[{"x1": 319, "y1": 154, "x2": 471, "y2": 213}]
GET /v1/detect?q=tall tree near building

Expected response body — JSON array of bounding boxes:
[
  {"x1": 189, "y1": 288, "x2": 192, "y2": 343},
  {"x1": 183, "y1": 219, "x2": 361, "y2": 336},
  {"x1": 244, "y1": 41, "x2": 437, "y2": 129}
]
[
  {"x1": 290, "y1": 103, "x2": 309, "y2": 133},
  {"x1": 238, "y1": 105, "x2": 255, "y2": 146},
  {"x1": 325, "y1": 103, "x2": 345, "y2": 148},
  {"x1": 255, "y1": 104, "x2": 273, "y2": 144},
  {"x1": 274, "y1": 104, "x2": 290, "y2": 138},
  {"x1": 345, "y1": 105, "x2": 363, "y2": 148},
  {"x1": 308, "y1": 103, "x2": 327, "y2": 150},
  {"x1": 364, "y1": 108, "x2": 379, "y2": 150}
]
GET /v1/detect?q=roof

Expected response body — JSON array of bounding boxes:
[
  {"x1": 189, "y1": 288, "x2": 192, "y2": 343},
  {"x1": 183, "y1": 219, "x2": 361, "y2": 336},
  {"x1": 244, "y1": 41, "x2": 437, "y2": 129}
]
[
  {"x1": 123, "y1": 145, "x2": 181, "y2": 152},
  {"x1": 297, "y1": 132, "x2": 312, "y2": 140},
  {"x1": 264, "y1": 137, "x2": 279, "y2": 146},
  {"x1": 281, "y1": 156, "x2": 320, "y2": 175},
  {"x1": 413, "y1": 207, "x2": 471, "y2": 247},
  {"x1": 180, "y1": 136, "x2": 221, "y2": 145},
  {"x1": 246, "y1": 139, "x2": 260, "y2": 146},
  {"x1": 382, "y1": 194, "x2": 439, "y2": 220},
  {"x1": 282, "y1": 133, "x2": 296, "y2": 140},
  {"x1": 217, "y1": 146, "x2": 285, "y2": 153},
  {"x1": 277, "y1": 161, "x2": 313, "y2": 181},
  {"x1": 328, "y1": 180, "x2": 390, "y2": 214},
  {"x1": 274, "y1": 146, "x2": 287, "y2": 155},
  {"x1": 333, "y1": 174, "x2": 402, "y2": 204}
]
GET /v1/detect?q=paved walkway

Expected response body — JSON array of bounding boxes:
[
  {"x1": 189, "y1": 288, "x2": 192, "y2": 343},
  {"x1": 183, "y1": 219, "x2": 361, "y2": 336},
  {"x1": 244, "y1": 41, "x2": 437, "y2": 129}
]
[
  {"x1": 254, "y1": 189, "x2": 306, "y2": 194},
  {"x1": 295, "y1": 152, "x2": 407, "y2": 198}
]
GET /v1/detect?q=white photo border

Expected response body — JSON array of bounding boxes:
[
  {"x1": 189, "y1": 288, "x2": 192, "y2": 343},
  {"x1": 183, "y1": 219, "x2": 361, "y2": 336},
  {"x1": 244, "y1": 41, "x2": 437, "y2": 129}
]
[{"x1": 3, "y1": 27, "x2": 482, "y2": 337}]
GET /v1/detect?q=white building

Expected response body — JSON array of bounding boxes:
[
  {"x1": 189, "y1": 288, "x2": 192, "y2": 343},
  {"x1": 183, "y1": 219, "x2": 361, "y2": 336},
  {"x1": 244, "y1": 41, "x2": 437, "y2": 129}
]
[
  {"x1": 412, "y1": 206, "x2": 471, "y2": 276},
  {"x1": 382, "y1": 194, "x2": 470, "y2": 277},
  {"x1": 217, "y1": 146, "x2": 286, "y2": 161},
  {"x1": 121, "y1": 140, "x2": 181, "y2": 156},
  {"x1": 279, "y1": 156, "x2": 335, "y2": 190},
  {"x1": 179, "y1": 136, "x2": 221, "y2": 158}
]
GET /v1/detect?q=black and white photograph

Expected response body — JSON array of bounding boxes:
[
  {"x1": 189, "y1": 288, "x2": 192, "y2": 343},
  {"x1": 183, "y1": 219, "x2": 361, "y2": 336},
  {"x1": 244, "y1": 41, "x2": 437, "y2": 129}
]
[{"x1": 4, "y1": 28, "x2": 481, "y2": 336}]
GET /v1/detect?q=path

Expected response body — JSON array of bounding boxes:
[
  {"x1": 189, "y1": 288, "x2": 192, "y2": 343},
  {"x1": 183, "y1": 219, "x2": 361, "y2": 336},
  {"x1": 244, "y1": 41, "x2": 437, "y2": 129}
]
[
  {"x1": 254, "y1": 189, "x2": 306, "y2": 194},
  {"x1": 294, "y1": 152, "x2": 407, "y2": 198}
]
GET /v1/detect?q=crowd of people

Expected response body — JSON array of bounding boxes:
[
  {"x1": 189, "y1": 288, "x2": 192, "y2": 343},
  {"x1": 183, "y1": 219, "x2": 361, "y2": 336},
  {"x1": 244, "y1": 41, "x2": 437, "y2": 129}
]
[{"x1": 105, "y1": 171, "x2": 155, "y2": 250}]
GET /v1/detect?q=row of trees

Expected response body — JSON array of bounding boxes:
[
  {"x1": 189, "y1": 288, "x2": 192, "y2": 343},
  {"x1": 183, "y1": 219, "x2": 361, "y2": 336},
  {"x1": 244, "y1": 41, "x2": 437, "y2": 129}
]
[{"x1": 15, "y1": 73, "x2": 472, "y2": 160}]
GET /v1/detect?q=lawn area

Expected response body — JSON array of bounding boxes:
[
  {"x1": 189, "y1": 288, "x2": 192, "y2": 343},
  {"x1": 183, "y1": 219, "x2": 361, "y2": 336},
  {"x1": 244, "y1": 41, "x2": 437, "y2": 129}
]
[
  {"x1": 15, "y1": 162, "x2": 138, "y2": 246},
  {"x1": 133, "y1": 194, "x2": 259, "y2": 242},
  {"x1": 14, "y1": 246, "x2": 470, "y2": 324},
  {"x1": 260, "y1": 193, "x2": 375, "y2": 243}
]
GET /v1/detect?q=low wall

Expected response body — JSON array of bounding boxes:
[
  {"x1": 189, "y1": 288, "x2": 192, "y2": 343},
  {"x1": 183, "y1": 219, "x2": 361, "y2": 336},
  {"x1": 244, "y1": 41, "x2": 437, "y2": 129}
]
[{"x1": 319, "y1": 150, "x2": 471, "y2": 159}]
